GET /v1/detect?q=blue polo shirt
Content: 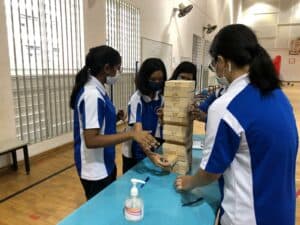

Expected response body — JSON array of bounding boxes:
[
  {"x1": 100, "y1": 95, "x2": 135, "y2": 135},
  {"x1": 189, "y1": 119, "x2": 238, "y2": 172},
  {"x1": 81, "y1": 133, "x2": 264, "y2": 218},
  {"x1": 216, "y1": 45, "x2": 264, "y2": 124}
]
[
  {"x1": 73, "y1": 76, "x2": 116, "y2": 180},
  {"x1": 199, "y1": 87, "x2": 226, "y2": 113},
  {"x1": 127, "y1": 90, "x2": 163, "y2": 160},
  {"x1": 201, "y1": 74, "x2": 298, "y2": 225}
]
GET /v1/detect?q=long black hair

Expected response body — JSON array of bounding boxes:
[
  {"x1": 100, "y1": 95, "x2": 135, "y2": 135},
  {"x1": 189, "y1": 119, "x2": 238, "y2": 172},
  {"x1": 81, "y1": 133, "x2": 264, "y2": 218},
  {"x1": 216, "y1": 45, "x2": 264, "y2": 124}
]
[
  {"x1": 70, "y1": 45, "x2": 121, "y2": 109},
  {"x1": 209, "y1": 24, "x2": 281, "y2": 94},
  {"x1": 170, "y1": 61, "x2": 197, "y2": 82},
  {"x1": 135, "y1": 58, "x2": 167, "y2": 95}
]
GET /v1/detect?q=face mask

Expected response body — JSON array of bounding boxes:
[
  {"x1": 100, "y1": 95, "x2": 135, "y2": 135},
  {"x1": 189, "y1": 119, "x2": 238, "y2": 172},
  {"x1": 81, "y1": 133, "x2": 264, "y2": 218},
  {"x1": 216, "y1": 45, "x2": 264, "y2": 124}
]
[
  {"x1": 106, "y1": 71, "x2": 120, "y2": 85},
  {"x1": 216, "y1": 75, "x2": 229, "y2": 87},
  {"x1": 148, "y1": 81, "x2": 163, "y2": 91}
]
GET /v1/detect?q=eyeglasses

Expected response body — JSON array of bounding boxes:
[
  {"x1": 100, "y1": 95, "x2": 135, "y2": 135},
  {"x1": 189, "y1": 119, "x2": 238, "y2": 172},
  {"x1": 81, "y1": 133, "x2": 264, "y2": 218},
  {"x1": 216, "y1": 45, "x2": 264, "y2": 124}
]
[{"x1": 208, "y1": 59, "x2": 217, "y2": 72}]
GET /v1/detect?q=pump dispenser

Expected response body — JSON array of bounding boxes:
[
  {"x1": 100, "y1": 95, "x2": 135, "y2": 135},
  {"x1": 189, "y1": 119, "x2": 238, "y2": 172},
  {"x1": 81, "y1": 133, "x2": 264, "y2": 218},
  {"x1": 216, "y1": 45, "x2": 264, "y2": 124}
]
[{"x1": 124, "y1": 178, "x2": 145, "y2": 221}]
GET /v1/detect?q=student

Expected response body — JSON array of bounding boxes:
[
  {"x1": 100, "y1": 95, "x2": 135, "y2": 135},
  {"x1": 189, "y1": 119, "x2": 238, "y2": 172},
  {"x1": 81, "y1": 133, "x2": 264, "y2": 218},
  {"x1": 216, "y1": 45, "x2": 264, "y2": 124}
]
[
  {"x1": 70, "y1": 45, "x2": 159, "y2": 200},
  {"x1": 169, "y1": 61, "x2": 197, "y2": 81},
  {"x1": 175, "y1": 24, "x2": 298, "y2": 225},
  {"x1": 190, "y1": 64, "x2": 228, "y2": 122},
  {"x1": 122, "y1": 58, "x2": 170, "y2": 173}
]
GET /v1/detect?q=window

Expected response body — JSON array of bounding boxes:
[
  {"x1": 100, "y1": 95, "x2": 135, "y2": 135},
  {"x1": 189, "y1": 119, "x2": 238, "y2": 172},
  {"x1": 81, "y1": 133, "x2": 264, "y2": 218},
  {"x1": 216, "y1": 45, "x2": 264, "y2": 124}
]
[
  {"x1": 192, "y1": 34, "x2": 211, "y2": 91},
  {"x1": 106, "y1": 0, "x2": 140, "y2": 111},
  {"x1": 5, "y1": 0, "x2": 84, "y2": 143}
]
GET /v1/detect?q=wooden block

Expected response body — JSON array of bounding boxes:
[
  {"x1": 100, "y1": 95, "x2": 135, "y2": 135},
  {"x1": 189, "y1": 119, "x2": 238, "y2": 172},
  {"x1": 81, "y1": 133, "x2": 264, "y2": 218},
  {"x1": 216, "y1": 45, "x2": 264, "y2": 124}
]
[
  {"x1": 165, "y1": 80, "x2": 195, "y2": 88},
  {"x1": 163, "y1": 142, "x2": 192, "y2": 151},
  {"x1": 172, "y1": 161, "x2": 190, "y2": 175},
  {"x1": 164, "y1": 88, "x2": 195, "y2": 98},
  {"x1": 163, "y1": 124, "x2": 193, "y2": 138},
  {"x1": 176, "y1": 148, "x2": 192, "y2": 162},
  {"x1": 163, "y1": 110, "x2": 189, "y2": 118},
  {"x1": 163, "y1": 116, "x2": 191, "y2": 126},
  {"x1": 164, "y1": 154, "x2": 177, "y2": 166},
  {"x1": 163, "y1": 142, "x2": 193, "y2": 162},
  {"x1": 164, "y1": 97, "x2": 192, "y2": 109}
]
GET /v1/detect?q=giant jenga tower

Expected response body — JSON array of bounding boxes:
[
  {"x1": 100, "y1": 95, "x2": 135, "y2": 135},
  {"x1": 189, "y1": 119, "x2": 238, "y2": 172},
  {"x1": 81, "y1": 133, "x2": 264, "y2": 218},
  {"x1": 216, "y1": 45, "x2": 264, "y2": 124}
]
[{"x1": 163, "y1": 80, "x2": 195, "y2": 175}]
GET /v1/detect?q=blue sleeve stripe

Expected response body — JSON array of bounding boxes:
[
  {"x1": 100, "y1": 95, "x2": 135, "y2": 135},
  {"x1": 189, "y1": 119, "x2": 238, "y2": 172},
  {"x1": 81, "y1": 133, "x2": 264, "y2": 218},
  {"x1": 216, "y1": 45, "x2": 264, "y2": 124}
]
[
  {"x1": 79, "y1": 100, "x2": 86, "y2": 129},
  {"x1": 199, "y1": 93, "x2": 217, "y2": 113},
  {"x1": 127, "y1": 104, "x2": 131, "y2": 124},
  {"x1": 136, "y1": 103, "x2": 142, "y2": 123},
  {"x1": 97, "y1": 98, "x2": 105, "y2": 129},
  {"x1": 205, "y1": 119, "x2": 240, "y2": 173}
]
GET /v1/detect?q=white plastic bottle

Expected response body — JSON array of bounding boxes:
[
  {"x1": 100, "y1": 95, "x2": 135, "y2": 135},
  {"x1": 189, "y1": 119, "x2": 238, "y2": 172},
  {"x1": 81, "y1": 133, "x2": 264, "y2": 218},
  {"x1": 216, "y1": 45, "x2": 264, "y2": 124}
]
[{"x1": 124, "y1": 178, "x2": 145, "y2": 221}]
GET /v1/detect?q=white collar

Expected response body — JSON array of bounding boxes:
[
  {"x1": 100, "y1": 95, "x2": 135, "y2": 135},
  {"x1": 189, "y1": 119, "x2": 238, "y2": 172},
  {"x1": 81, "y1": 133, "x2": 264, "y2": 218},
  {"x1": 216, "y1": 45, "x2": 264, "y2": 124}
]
[
  {"x1": 89, "y1": 76, "x2": 107, "y2": 96},
  {"x1": 141, "y1": 91, "x2": 160, "y2": 103},
  {"x1": 227, "y1": 73, "x2": 249, "y2": 91}
]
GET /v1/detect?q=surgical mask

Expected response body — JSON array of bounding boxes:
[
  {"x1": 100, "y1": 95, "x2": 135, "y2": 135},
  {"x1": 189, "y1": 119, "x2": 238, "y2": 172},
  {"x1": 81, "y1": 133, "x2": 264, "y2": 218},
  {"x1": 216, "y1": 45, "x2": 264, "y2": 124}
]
[
  {"x1": 148, "y1": 81, "x2": 163, "y2": 91},
  {"x1": 216, "y1": 75, "x2": 229, "y2": 87},
  {"x1": 106, "y1": 71, "x2": 121, "y2": 85}
]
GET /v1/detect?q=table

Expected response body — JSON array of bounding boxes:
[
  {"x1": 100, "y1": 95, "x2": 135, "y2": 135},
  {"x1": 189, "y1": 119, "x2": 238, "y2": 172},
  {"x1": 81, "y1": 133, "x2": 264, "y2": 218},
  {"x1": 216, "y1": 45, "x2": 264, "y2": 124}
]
[
  {"x1": 58, "y1": 136, "x2": 220, "y2": 225},
  {"x1": 0, "y1": 139, "x2": 30, "y2": 174}
]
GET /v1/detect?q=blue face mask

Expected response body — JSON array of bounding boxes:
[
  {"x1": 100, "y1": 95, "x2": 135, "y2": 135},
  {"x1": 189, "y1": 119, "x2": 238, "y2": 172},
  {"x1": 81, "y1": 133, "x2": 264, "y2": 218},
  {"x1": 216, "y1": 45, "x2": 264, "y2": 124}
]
[{"x1": 148, "y1": 81, "x2": 163, "y2": 91}]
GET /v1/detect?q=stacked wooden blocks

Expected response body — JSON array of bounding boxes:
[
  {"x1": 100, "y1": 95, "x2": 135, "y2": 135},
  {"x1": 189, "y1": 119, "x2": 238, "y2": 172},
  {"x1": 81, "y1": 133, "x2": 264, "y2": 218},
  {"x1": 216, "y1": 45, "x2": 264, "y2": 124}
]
[{"x1": 163, "y1": 80, "x2": 195, "y2": 175}]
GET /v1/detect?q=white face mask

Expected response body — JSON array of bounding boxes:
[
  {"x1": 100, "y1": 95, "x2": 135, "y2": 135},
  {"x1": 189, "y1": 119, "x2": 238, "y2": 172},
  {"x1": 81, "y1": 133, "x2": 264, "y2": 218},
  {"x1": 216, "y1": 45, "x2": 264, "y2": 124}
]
[
  {"x1": 216, "y1": 75, "x2": 229, "y2": 87},
  {"x1": 106, "y1": 71, "x2": 121, "y2": 85}
]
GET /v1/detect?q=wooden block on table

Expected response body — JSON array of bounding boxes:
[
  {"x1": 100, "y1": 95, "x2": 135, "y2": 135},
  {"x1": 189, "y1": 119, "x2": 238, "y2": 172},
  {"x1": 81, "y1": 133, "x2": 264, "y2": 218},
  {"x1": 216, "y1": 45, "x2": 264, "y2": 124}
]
[
  {"x1": 172, "y1": 161, "x2": 191, "y2": 175},
  {"x1": 176, "y1": 148, "x2": 192, "y2": 162}
]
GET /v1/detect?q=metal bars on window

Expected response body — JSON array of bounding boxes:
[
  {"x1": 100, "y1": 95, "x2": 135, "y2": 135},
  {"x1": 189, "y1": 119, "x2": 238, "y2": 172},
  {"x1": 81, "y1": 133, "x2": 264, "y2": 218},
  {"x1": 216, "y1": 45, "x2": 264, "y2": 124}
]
[
  {"x1": 192, "y1": 34, "x2": 210, "y2": 91},
  {"x1": 5, "y1": 0, "x2": 84, "y2": 143},
  {"x1": 106, "y1": 0, "x2": 140, "y2": 111}
]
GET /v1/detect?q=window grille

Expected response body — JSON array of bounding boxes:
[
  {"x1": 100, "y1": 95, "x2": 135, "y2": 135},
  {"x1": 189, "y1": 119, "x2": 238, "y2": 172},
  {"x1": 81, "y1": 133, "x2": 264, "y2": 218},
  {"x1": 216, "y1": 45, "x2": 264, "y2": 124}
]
[
  {"x1": 106, "y1": 0, "x2": 140, "y2": 111},
  {"x1": 5, "y1": 0, "x2": 84, "y2": 143},
  {"x1": 192, "y1": 34, "x2": 211, "y2": 91}
]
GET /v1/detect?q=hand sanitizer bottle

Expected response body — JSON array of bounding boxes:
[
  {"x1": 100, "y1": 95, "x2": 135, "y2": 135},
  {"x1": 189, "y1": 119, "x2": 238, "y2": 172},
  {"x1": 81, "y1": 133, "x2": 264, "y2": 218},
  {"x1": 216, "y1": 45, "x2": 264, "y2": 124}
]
[{"x1": 124, "y1": 178, "x2": 145, "y2": 221}]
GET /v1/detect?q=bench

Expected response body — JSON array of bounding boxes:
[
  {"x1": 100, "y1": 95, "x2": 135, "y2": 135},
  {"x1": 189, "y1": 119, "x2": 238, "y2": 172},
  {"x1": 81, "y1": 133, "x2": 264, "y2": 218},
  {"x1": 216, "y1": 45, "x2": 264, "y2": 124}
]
[{"x1": 0, "y1": 139, "x2": 30, "y2": 174}]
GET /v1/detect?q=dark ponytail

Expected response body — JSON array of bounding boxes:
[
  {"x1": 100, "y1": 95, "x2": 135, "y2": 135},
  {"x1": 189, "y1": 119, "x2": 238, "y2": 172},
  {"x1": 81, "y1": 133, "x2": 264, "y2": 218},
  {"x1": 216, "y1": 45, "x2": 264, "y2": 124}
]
[
  {"x1": 209, "y1": 24, "x2": 281, "y2": 95},
  {"x1": 70, "y1": 66, "x2": 89, "y2": 109},
  {"x1": 249, "y1": 45, "x2": 281, "y2": 94},
  {"x1": 70, "y1": 45, "x2": 121, "y2": 109}
]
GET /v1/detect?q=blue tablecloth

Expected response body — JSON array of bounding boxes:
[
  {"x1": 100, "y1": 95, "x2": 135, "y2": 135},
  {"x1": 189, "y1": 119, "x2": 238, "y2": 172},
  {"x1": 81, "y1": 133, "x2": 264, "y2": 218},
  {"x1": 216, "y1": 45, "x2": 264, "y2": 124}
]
[{"x1": 58, "y1": 135, "x2": 220, "y2": 225}]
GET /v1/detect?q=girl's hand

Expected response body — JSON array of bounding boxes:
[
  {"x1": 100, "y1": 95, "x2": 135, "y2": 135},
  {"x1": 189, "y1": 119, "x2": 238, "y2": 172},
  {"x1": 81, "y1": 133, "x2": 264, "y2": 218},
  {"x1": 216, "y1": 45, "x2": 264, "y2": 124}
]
[
  {"x1": 188, "y1": 104, "x2": 207, "y2": 121},
  {"x1": 132, "y1": 130, "x2": 159, "y2": 151},
  {"x1": 175, "y1": 175, "x2": 195, "y2": 191},
  {"x1": 117, "y1": 109, "x2": 127, "y2": 121},
  {"x1": 148, "y1": 153, "x2": 171, "y2": 168}
]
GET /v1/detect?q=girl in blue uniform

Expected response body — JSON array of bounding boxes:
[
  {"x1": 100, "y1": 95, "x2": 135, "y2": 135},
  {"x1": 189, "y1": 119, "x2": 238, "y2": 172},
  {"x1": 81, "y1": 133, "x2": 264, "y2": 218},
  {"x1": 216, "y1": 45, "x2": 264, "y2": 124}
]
[
  {"x1": 70, "y1": 46, "x2": 158, "y2": 200},
  {"x1": 122, "y1": 58, "x2": 170, "y2": 173},
  {"x1": 169, "y1": 61, "x2": 197, "y2": 81},
  {"x1": 175, "y1": 24, "x2": 298, "y2": 225}
]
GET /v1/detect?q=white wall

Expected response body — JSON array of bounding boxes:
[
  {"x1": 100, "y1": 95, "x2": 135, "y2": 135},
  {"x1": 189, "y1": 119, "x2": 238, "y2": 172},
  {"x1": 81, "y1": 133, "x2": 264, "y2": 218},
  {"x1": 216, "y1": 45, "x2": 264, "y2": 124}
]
[
  {"x1": 0, "y1": 0, "x2": 17, "y2": 165},
  {"x1": 0, "y1": 0, "x2": 238, "y2": 168},
  {"x1": 239, "y1": 0, "x2": 300, "y2": 81}
]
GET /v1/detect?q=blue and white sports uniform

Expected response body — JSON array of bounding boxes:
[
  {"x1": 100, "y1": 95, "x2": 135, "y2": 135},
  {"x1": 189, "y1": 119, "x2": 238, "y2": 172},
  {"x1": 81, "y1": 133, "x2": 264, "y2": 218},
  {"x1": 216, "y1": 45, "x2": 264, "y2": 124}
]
[
  {"x1": 127, "y1": 91, "x2": 163, "y2": 160},
  {"x1": 199, "y1": 87, "x2": 226, "y2": 114},
  {"x1": 201, "y1": 74, "x2": 298, "y2": 225},
  {"x1": 73, "y1": 76, "x2": 116, "y2": 180}
]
